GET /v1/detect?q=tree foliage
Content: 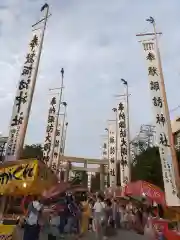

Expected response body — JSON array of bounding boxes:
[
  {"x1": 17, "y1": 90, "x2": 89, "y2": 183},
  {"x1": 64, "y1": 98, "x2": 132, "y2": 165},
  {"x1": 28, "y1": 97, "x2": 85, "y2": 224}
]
[
  {"x1": 71, "y1": 171, "x2": 88, "y2": 187},
  {"x1": 131, "y1": 146, "x2": 180, "y2": 190},
  {"x1": 20, "y1": 144, "x2": 43, "y2": 159}
]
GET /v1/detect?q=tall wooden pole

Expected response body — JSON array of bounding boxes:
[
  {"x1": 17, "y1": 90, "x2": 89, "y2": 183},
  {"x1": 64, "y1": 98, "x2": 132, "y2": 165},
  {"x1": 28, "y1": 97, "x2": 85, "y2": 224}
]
[
  {"x1": 56, "y1": 104, "x2": 67, "y2": 174},
  {"x1": 49, "y1": 68, "x2": 64, "y2": 167},
  {"x1": 148, "y1": 17, "x2": 180, "y2": 194},
  {"x1": 121, "y1": 79, "x2": 131, "y2": 182},
  {"x1": 16, "y1": 4, "x2": 49, "y2": 160},
  {"x1": 62, "y1": 122, "x2": 68, "y2": 155}
]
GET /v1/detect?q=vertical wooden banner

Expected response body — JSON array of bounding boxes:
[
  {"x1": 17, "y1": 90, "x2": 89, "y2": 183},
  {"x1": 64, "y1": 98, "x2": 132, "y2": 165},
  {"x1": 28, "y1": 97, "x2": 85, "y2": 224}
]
[
  {"x1": 5, "y1": 5, "x2": 49, "y2": 161},
  {"x1": 117, "y1": 101, "x2": 130, "y2": 187},
  {"x1": 108, "y1": 121, "x2": 117, "y2": 187},
  {"x1": 141, "y1": 38, "x2": 180, "y2": 206},
  {"x1": 101, "y1": 136, "x2": 108, "y2": 188},
  {"x1": 43, "y1": 96, "x2": 58, "y2": 167}
]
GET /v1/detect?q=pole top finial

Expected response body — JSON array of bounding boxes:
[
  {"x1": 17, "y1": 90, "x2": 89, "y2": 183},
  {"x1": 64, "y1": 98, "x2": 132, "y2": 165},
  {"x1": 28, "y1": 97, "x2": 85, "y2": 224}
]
[
  {"x1": 61, "y1": 68, "x2": 64, "y2": 78},
  {"x1": 146, "y1": 16, "x2": 155, "y2": 24},
  {"x1": 41, "y1": 3, "x2": 49, "y2": 11},
  {"x1": 121, "y1": 78, "x2": 127, "y2": 85}
]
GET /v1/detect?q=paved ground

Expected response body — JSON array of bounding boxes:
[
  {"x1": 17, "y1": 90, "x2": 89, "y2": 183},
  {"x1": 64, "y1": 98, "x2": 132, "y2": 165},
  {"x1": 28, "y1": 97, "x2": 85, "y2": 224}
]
[
  {"x1": 85, "y1": 230, "x2": 147, "y2": 240},
  {"x1": 18, "y1": 228, "x2": 148, "y2": 240}
]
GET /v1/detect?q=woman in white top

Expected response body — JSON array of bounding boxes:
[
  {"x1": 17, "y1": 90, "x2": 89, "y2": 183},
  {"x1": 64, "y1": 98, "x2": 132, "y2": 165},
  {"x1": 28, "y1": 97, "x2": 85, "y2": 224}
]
[{"x1": 93, "y1": 194, "x2": 107, "y2": 240}]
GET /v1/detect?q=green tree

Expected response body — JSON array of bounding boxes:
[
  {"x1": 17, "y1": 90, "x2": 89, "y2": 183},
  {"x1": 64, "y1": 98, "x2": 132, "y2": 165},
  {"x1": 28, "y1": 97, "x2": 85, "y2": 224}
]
[
  {"x1": 131, "y1": 146, "x2": 180, "y2": 190},
  {"x1": 71, "y1": 171, "x2": 88, "y2": 187},
  {"x1": 131, "y1": 147, "x2": 164, "y2": 189},
  {"x1": 91, "y1": 172, "x2": 100, "y2": 192},
  {"x1": 20, "y1": 144, "x2": 43, "y2": 159}
]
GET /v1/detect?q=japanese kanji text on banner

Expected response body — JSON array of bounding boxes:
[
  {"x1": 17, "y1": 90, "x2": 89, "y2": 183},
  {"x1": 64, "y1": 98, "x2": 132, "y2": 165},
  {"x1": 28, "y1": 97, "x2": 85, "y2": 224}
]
[
  {"x1": 101, "y1": 136, "x2": 108, "y2": 188},
  {"x1": 43, "y1": 96, "x2": 58, "y2": 167},
  {"x1": 108, "y1": 121, "x2": 117, "y2": 187},
  {"x1": 141, "y1": 38, "x2": 180, "y2": 206},
  {"x1": 117, "y1": 101, "x2": 130, "y2": 187},
  {"x1": 5, "y1": 29, "x2": 42, "y2": 161}
]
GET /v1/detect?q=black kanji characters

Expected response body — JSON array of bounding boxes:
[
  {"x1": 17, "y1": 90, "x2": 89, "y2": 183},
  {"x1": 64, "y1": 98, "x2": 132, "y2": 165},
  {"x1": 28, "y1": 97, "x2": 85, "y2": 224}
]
[
  {"x1": 46, "y1": 124, "x2": 54, "y2": 133},
  {"x1": 156, "y1": 114, "x2": 166, "y2": 126},
  {"x1": 159, "y1": 133, "x2": 169, "y2": 147},
  {"x1": 19, "y1": 79, "x2": 30, "y2": 91},
  {"x1": 55, "y1": 140, "x2": 59, "y2": 147},
  {"x1": 25, "y1": 52, "x2": 35, "y2": 64},
  {"x1": 21, "y1": 65, "x2": 33, "y2": 76},
  {"x1": 119, "y1": 112, "x2": 125, "y2": 120},
  {"x1": 48, "y1": 115, "x2": 55, "y2": 123},
  {"x1": 49, "y1": 106, "x2": 56, "y2": 115},
  {"x1": 148, "y1": 66, "x2": 158, "y2": 76},
  {"x1": 143, "y1": 42, "x2": 154, "y2": 51},
  {"x1": 150, "y1": 81, "x2": 160, "y2": 91},
  {"x1": 121, "y1": 138, "x2": 127, "y2": 147},
  {"x1": 120, "y1": 159, "x2": 128, "y2": 166},
  {"x1": 45, "y1": 133, "x2": 51, "y2": 143},
  {"x1": 44, "y1": 143, "x2": 51, "y2": 151},
  {"x1": 110, "y1": 147, "x2": 115, "y2": 155},
  {"x1": 110, "y1": 168, "x2": 115, "y2": 176},
  {"x1": 11, "y1": 113, "x2": 24, "y2": 126},
  {"x1": 51, "y1": 97, "x2": 56, "y2": 105},
  {"x1": 103, "y1": 151, "x2": 107, "y2": 156},
  {"x1": 118, "y1": 103, "x2": 124, "y2": 111},
  {"x1": 120, "y1": 129, "x2": 126, "y2": 138},
  {"x1": 152, "y1": 97, "x2": 162, "y2": 108},
  {"x1": 123, "y1": 176, "x2": 129, "y2": 184},
  {"x1": 56, "y1": 129, "x2": 60, "y2": 136},
  {"x1": 110, "y1": 157, "x2": 115, "y2": 164},
  {"x1": 16, "y1": 91, "x2": 28, "y2": 113},
  {"x1": 29, "y1": 35, "x2": 39, "y2": 51},
  {"x1": 103, "y1": 143, "x2": 107, "y2": 149},
  {"x1": 121, "y1": 146, "x2": 127, "y2": 156},
  {"x1": 146, "y1": 52, "x2": 155, "y2": 61},
  {"x1": 119, "y1": 121, "x2": 126, "y2": 129},
  {"x1": 109, "y1": 136, "x2": 115, "y2": 143}
]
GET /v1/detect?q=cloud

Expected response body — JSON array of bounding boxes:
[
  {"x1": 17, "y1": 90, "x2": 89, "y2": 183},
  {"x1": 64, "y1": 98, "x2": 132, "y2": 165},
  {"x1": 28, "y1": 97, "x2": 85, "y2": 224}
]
[{"x1": 0, "y1": 0, "x2": 180, "y2": 158}]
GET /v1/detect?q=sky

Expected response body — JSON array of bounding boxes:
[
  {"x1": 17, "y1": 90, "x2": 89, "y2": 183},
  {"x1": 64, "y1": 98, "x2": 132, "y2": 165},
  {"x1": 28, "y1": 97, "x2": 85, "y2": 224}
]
[{"x1": 0, "y1": 0, "x2": 180, "y2": 159}]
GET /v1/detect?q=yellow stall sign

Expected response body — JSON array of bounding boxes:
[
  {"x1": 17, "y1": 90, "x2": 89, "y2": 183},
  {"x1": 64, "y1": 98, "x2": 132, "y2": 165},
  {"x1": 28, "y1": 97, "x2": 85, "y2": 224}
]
[
  {"x1": 0, "y1": 160, "x2": 38, "y2": 195},
  {"x1": 0, "y1": 224, "x2": 16, "y2": 240},
  {"x1": 0, "y1": 159, "x2": 58, "y2": 195}
]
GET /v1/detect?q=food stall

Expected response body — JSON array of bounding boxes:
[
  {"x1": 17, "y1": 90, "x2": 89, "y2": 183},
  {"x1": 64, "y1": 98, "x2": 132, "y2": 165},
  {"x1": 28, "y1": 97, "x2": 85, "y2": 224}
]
[
  {"x1": 124, "y1": 180, "x2": 180, "y2": 239},
  {"x1": 0, "y1": 158, "x2": 58, "y2": 239}
]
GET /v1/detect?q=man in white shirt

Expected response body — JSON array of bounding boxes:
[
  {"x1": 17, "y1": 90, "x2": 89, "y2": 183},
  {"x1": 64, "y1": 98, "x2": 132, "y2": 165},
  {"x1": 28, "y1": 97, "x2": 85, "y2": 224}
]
[{"x1": 23, "y1": 197, "x2": 43, "y2": 240}]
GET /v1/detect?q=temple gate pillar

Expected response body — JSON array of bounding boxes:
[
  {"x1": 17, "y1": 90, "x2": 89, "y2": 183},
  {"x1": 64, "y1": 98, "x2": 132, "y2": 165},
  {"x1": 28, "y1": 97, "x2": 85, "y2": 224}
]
[{"x1": 100, "y1": 164, "x2": 105, "y2": 191}]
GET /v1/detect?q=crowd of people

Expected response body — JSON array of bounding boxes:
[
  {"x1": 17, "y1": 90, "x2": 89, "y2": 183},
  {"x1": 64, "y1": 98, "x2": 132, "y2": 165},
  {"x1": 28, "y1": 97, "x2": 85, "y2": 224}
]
[{"x1": 21, "y1": 192, "x2": 159, "y2": 240}]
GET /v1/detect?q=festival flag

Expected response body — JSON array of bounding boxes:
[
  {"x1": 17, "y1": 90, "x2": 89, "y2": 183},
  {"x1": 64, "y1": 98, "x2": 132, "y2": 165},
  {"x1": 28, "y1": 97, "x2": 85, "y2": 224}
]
[
  {"x1": 5, "y1": 4, "x2": 49, "y2": 161},
  {"x1": 43, "y1": 95, "x2": 58, "y2": 166},
  {"x1": 101, "y1": 136, "x2": 108, "y2": 187},
  {"x1": 117, "y1": 101, "x2": 130, "y2": 187},
  {"x1": 51, "y1": 120, "x2": 63, "y2": 173},
  {"x1": 108, "y1": 121, "x2": 117, "y2": 187},
  {"x1": 141, "y1": 38, "x2": 180, "y2": 206}
]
